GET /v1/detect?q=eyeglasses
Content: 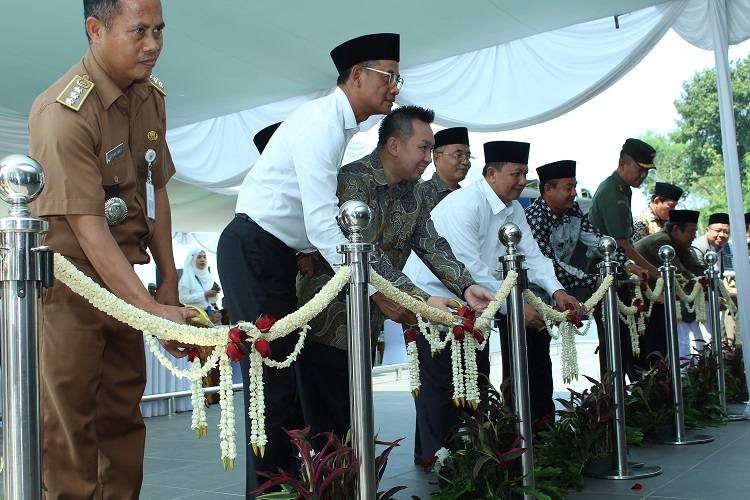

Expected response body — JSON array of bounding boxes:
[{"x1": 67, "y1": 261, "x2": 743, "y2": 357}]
[
  {"x1": 435, "y1": 151, "x2": 474, "y2": 163},
  {"x1": 362, "y1": 66, "x2": 404, "y2": 89},
  {"x1": 708, "y1": 226, "x2": 730, "y2": 236}
]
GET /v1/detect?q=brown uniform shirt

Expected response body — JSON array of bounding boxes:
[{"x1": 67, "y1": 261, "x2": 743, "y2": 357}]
[{"x1": 29, "y1": 49, "x2": 175, "y2": 266}]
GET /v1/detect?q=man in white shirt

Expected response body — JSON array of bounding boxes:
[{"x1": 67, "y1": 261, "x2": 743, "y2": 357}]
[
  {"x1": 216, "y1": 33, "x2": 402, "y2": 498},
  {"x1": 402, "y1": 141, "x2": 583, "y2": 462}
]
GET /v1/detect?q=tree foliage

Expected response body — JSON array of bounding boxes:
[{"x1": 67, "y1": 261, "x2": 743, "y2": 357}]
[{"x1": 639, "y1": 55, "x2": 750, "y2": 222}]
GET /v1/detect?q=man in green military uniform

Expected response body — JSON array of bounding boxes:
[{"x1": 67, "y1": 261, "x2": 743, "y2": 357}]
[
  {"x1": 587, "y1": 138, "x2": 660, "y2": 380},
  {"x1": 635, "y1": 210, "x2": 705, "y2": 364}
]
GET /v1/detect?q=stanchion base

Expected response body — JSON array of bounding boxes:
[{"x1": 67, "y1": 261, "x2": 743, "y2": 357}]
[
  {"x1": 651, "y1": 433, "x2": 714, "y2": 445},
  {"x1": 628, "y1": 461, "x2": 644, "y2": 468},
  {"x1": 726, "y1": 414, "x2": 747, "y2": 422},
  {"x1": 585, "y1": 465, "x2": 662, "y2": 480}
]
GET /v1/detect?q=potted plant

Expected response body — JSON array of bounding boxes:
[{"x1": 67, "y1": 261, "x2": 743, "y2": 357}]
[
  {"x1": 423, "y1": 382, "x2": 566, "y2": 499},
  {"x1": 722, "y1": 337, "x2": 748, "y2": 403},
  {"x1": 682, "y1": 341, "x2": 726, "y2": 428},
  {"x1": 535, "y1": 373, "x2": 617, "y2": 491},
  {"x1": 253, "y1": 427, "x2": 405, "y2": 499},
  {"x1": 624, "y1": 353, "x2": 677, "y2": 441}
]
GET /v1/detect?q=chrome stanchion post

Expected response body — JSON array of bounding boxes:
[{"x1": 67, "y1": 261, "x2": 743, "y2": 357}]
[
  {"x1": 653, "y1": 245, "x2": 713, "y2": 445},
  {"x1": 704, "y1": 251, "x2": 745, "y2": 421},
  {"x1": 497, "y1": 222, "x2": 535, "y2": 494},
  {"x1": 337, "y1": 200, "x2": 376, "y2": 500},
  {"x1": 0, "y1": 154, "x2": 53, "y2": 500},
  {"x1": 587, "y1": 236, "x2": 661, "y2": 479}
]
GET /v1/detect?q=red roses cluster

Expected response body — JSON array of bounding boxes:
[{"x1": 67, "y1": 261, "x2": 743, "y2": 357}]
[
  {"x1": 453, "y1": 306, "x2": 484, "y2": 343},
  {"x1": 552, "y1": 302, "x2": 584, "y2": 328},
  {"x1": 225, "y1": 314, "x2": 276, "y2": 362}
]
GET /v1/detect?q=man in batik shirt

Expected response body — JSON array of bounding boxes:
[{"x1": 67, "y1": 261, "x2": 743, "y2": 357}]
[
  {"x1": 295, "y1": 105, "x2": 494, "y2": 451},
  {"x1": 416, "y1": 126, "x2": 472, "y2": 210},
  {"x1": 632, "y1": 182, "x2": 683, "y2": 242}
]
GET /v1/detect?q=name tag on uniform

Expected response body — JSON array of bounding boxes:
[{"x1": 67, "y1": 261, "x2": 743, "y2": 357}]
[
  {"x1": 146, "y1": 181, "x2": 156, "y2": 220},
  {"x1": 106, "y1": 143, "x2": 124, "y2": 163}
]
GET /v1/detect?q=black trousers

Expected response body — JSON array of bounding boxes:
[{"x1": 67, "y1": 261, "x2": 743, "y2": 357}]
[
  {"x1": 414, "y1": 327, "x2": 491, "y2": 459},
  {"x1": 217, "y1": 215, "x2": 303, "y2": 499},
  {"x1": 296, "y1": 341, "x2": 352, "y2": 452},
  {"x1": 498, "y1": 317, "x2": 555, "y2": 423}
]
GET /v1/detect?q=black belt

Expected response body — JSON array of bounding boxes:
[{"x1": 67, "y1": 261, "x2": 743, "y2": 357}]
[{"x1": 235, "y1": 213, "x2": 252, "y2": 222}]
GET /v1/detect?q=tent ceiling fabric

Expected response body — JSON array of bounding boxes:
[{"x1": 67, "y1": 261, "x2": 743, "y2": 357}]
[{"x1": 3, "y1": 0, "x2": 669, "y2": 129}]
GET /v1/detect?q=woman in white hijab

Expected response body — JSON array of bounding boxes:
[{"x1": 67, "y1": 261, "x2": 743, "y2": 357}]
[
  {"x1": 178, "y1": 248, "x2": 223, "y2": 403},
  {"x1": 178, "y1": 248, "x2": 220, "y2": 314}
]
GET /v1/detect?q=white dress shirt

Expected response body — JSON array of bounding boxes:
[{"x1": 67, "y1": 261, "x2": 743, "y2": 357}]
[
  {"x1": 402, "y1": 177, "x2": 563, "y2": 313},
  {"x1": 235, "y1": 87, "x2": 359, "y2": 269}
]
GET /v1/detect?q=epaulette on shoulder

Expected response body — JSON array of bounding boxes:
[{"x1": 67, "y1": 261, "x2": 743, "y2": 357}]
[
  {"x1": 149, "y1": 74, "x2": 166, "y2": 96},
  {"x1": 55, "y1": 74, "x2": 95, "y2": 111}
]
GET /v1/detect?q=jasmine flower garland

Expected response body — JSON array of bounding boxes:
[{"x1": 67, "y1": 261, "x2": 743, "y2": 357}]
[
  {"x1": 370, "y1": 269, "x2": 455, "y2": 326},
  {"x1": 218, "y1": 352, "x2": 237, "y2": 470},
  {"x1": 523, "y1": 275, "x2": 613, "y2": 381},
  {"x1": 473, "y1": 270, "x2": 518, "y2": 332}
]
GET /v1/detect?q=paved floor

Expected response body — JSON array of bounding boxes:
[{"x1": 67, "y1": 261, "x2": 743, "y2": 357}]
[{"x1": 141, "y1": 340, "x2": 750, "y2": 499}]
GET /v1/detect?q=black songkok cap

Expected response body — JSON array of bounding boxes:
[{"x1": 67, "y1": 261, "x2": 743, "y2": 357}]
[
  {"x1": 708, "y1": 213, "x2": 730, "y2": 225},
  {"x1": 669, "y1": 210, "x2": 699, "y2": 224},
  {"x1": 253, "y1": 122, "x2": 281, "y2": 154},
  {"x1": 653, "y1": 182, "x2": 683, "y2": 201},
  {"x1": 536, "y1": 160, "x2": 576, "y2": 183},
  {"x1": 433, "y1": 127, "x2": 470, "y2": 150},
  {"x1": 330, "y1": 33, "x2": 400, "y2": 75},
  {"x1": 621, "y1": 138, "x2": 657, "y2": 169},
  {"x1": 483, "y1": 141, "x2": 530, "y2": 165}
]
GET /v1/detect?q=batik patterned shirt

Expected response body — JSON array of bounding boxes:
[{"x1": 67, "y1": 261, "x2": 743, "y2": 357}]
[
  {"x1": 296, "y1": 150, "x2": 474, "y2": 350},
  {"x1": 632, "y1": 205, "x2": 666, "y2": 242},
  {"x1": 415, "y1": 172, "x2": 455, "y2": 213},
  {"x1": 525, "y1": 197, "x2": 626, "y2": 290}
]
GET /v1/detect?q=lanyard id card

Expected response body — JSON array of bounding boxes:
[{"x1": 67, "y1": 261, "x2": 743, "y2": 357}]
[{"x1": 145, "y1": 149, "x2": 157, "y2": 220}]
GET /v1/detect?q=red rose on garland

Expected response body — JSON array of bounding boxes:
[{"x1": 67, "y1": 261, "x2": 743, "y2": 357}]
[
  {"x1": 255, "y1": 338, "x2": 272, "y2": 358},
  {"x1": 226, "y1": 343, "x2": 245, "y2": 362}
]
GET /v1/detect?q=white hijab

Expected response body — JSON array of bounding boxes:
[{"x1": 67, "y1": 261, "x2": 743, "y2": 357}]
[{"x1": 180, "y1": 248, "x2": 216, "y2": 303}]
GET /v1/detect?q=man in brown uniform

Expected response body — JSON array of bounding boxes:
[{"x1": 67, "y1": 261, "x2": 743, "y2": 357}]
[{"x1": 28, "y1": 0, "x2": 194, "y2": 498}]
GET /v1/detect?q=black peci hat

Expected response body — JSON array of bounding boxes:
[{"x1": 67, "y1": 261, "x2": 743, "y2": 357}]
[
  {"x1": 330, "y1": 33, "x2": 400, "y2": 75},
  {"x1": 708, "y1": 213, "x2": 730, "y2": 225},
  {"x1": 536, "y1": 160, "x2": 576, "y2": 183},
  {"x1": 433, "y1": 127, "x2": 470, "y2": 150},
  {"x1": 668, "y1": 209, "x2": 699, "y2": 224},
  {"x1": 483, "y1": 141, "x2": 530, "y2": 165},
  {"x1": 653, "y1": 182, "x2": 683, "y2": 201},
  {"x1": 253, "y1": 122, "x2": 281, "y2": 154},
  {"x1": 621, "y1": 138, "x2": 657, "y2": 169}
]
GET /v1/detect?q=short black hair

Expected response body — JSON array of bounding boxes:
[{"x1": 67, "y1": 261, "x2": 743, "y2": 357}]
[
  {"x1": 337, "y1": 60, "x2": 378, "y2": 86},
  {"x1": 540, "y1": 178, "x2": 561, "y2": 196},
  {"x1": 482, "y1": 162, "x2": 507, "y2": 177},
  {"x1": 377, "y1": 105, "x2": 434, "y2": 147},
  {"x1": 84, "y1": 0, "x2": 123, "y2": 41}
]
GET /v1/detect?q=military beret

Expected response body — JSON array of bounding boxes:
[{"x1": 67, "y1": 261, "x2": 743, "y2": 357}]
[
  {"x1": 433, "y1": 127, "x2": 470, "y2": 150},
  {"x1": 330, "y1": 33, "x2": 400, "y2": 75},
  {"x1": 483, "y1": 141, "x2": 530, "y2": 166},
  {"x1": 708, "y1": 213, "x2": 730, "y2": 225},
  {"x1": 536, "y1": 160, "x2": 576, "y2": 183},
  {"x1": 668, "y1": 210, "x2": 699, "y2": 224},
  {"x1": 253, "y1": 122, "x2": 282, "y2": 154},
  {"x1": 622, "y1": 138, "x2": 656, "y2": 169},
  {"x1": 653, "y1": 182, "x2": 683, "y2": 201}
]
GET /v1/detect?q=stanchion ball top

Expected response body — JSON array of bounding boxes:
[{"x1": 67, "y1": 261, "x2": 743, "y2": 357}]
[
  {"x1": 498, "y1": 222, "x2": 522, "y2": 247},
  {"x1": 658, "y1": 245, "x2": 675, "y2": 264},
  {"x1": 337, "y1": 200, "x2": 372, "y2": 234},
  {"x1": 0, "y1": 154, "x2": 45, "y2": 205},
  {"x1": 704, "y1": 250, "x2": 718, "y2": 267},
  {"x1": 598, "y1": 236, "x2": 617, "y2": 257}
]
